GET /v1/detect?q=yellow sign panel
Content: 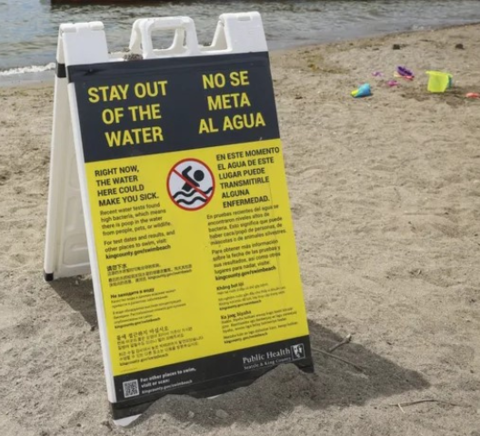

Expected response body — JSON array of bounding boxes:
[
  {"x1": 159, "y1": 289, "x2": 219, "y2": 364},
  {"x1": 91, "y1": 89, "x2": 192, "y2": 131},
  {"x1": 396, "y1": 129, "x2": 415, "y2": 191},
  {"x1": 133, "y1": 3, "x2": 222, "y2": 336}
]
[
  {"x1": 86, "y1": 139, "x2": 308, "y2": 376},
  {"x1": 69, "y1": 50, "x2": 312, "y2": 409}
]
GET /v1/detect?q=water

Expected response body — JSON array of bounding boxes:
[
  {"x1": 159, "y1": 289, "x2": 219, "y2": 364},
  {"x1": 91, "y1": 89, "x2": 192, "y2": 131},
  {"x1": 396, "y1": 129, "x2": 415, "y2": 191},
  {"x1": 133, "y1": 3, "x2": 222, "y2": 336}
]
[{"x1": 1, "y1": 0, "x2": 480, "y2": 77}]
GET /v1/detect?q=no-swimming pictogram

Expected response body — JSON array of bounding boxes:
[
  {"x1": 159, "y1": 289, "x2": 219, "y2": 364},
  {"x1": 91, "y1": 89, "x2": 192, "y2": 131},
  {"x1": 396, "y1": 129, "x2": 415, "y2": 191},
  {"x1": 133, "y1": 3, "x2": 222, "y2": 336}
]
[{"x1": 167, "y1": 158, "x2": 215, "y2": 210}]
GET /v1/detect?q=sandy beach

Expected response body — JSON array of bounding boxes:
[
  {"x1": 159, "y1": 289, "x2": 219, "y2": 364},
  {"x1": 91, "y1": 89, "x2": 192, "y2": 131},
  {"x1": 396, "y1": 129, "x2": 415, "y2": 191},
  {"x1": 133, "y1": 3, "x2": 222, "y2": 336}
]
[{"x1": 1, "y1": 23, "x2": 480, "y2": 436}]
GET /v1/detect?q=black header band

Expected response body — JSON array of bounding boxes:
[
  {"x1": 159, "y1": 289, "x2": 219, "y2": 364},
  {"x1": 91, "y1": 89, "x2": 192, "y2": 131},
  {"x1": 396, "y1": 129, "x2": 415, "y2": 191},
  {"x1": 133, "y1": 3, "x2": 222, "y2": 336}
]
[{"x1": 69, "y1": 52, "x2": 280, "y2": 163}]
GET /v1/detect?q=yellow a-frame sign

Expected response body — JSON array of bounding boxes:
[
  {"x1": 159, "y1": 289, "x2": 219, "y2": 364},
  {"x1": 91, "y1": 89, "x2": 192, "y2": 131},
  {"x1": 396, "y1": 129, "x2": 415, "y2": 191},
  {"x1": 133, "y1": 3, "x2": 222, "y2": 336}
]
[{"x1": 44, "y1": 14, "x2": 313, "y2": 425}]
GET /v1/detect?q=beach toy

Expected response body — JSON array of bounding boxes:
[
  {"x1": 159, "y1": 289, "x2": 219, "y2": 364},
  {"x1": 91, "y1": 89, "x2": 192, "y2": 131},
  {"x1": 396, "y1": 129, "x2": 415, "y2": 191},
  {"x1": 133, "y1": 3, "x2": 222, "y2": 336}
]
[
  {"x1": 387, "y1": 80, "x2": 399, "y2": 87},
  {"x1": 394, "y1": 71, "x2": 414, "y2": 81},
  {"x1": 396, "y1": 66, "x2": 414, "y2": 80},
  {"x1": 351, "y1": 83, "x2": 372, "y2": 98},
  {"x1": 372, "y1": 71, "x2": 383, "y2": 77},
  {"x1": 465, "y1": 92, "x2": 480, "y2": 99},
  {"x1": 426, "y1": 71, "x2": 453, "y2": 93}
]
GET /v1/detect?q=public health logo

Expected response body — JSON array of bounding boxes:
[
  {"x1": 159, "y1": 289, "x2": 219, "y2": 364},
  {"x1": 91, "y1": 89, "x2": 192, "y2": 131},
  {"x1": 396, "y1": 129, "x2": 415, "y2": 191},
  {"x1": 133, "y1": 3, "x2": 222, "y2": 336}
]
[{"x1": 291, "y1": 344, "x2": 306, "y2": 360}]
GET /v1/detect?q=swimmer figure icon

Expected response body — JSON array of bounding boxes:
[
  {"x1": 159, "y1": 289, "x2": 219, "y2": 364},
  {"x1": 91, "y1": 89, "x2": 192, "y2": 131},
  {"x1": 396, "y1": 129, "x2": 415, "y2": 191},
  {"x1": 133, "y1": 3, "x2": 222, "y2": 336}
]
[{"x1": 167, "y1": 159, "x2": 215, "y2": 211}]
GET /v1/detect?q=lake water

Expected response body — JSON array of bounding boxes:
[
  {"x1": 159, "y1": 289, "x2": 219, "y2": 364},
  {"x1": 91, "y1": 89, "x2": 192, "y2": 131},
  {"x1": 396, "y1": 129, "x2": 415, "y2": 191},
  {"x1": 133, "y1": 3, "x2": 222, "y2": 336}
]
[{"x1": 1, "y1": 0, "x2": 480, "y2": 78}]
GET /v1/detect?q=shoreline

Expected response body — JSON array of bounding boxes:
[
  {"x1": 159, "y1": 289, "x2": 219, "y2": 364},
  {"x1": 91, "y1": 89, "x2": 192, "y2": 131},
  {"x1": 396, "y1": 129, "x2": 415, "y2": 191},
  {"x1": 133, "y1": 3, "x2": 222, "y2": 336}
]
[{"x1": 1, "y1": 21, "x2": 480, "y2": 88}]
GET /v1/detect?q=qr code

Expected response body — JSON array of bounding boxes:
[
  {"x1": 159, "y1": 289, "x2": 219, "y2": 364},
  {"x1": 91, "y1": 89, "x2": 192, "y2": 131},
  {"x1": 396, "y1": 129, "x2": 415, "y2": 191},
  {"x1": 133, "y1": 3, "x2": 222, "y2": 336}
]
[{"x1": 122, "y1": 380, "x2": 140, "y2": 398}]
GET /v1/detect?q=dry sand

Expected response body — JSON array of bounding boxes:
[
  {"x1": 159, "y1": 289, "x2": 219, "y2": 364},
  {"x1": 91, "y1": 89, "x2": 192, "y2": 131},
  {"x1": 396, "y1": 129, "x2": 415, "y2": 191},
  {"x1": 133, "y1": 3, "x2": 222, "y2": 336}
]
[{"x1": 1, "y1": 23, "x2": 480, "y2": 436}]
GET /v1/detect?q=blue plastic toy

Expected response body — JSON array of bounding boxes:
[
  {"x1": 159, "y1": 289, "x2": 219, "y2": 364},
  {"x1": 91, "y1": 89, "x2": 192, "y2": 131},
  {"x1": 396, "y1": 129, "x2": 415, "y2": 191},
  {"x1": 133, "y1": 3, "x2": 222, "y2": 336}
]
[{"x1": 351, "y1": 83, "x2": 372, "y2": 98}]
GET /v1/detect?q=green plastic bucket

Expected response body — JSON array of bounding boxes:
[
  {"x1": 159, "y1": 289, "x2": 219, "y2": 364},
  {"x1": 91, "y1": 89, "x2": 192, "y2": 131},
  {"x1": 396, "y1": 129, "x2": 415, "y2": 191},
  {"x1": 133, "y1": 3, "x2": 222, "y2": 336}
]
[{"x1": 426, "y1": 71, "x2": 453, "y2": 93}]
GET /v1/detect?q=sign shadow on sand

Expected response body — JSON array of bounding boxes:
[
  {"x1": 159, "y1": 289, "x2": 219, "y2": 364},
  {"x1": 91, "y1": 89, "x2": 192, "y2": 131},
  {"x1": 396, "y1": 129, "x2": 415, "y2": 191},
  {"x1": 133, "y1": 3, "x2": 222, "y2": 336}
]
[{"x1": 49, "y1": 279, "x2": 430, "y2": 426}]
